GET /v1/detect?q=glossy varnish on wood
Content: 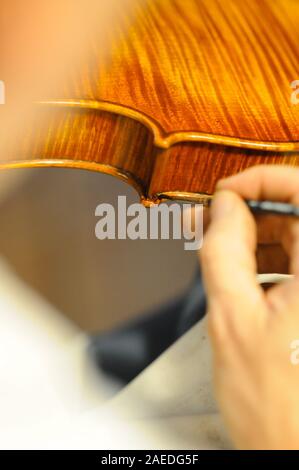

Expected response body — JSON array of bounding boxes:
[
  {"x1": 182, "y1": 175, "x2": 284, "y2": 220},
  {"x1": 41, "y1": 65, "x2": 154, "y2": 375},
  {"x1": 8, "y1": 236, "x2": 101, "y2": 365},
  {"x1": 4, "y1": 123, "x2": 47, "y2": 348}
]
[
  {"x1": 2, "y1": 0, "x2": 299, "y2": 203},
  {"x1": 93, "y1": 0, "x2": 299, "y2": 146}
]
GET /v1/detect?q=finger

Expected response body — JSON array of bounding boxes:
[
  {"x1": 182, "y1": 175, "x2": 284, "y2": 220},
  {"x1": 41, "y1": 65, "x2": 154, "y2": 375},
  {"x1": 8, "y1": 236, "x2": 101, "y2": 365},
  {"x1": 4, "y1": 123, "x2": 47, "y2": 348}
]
[
  {"x1": 200, "y1": 190, "x2": 267, "y2": 335},
  {"x1": 217, "y1": 165, "x2": 299, "y2": 202},
  {"x1": 218, "y1": 165, "x2": 299, "y2": 276},
  {"x1": 267, "y1": 278, "x2": 299, "y2": 316},
  {"x1": 281, "y1": 193, "x2": 299, "y2": 276}
]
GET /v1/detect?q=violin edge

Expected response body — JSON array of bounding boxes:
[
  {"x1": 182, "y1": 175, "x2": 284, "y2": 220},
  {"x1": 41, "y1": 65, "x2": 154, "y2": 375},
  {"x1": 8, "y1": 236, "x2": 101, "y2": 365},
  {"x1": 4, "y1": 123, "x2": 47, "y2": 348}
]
[
  {"x1": 37, "y1": 99, "x2": 299, "y2": 153},
  {"x1": 0, "y1": 158, "x2": 216, "y2": 207},
  {"x1": 0, "y1": 158, "x2": 145, "y2": 200},
  {"x1": 154, "y1": 191, "x2": 212, "y2": 206}
]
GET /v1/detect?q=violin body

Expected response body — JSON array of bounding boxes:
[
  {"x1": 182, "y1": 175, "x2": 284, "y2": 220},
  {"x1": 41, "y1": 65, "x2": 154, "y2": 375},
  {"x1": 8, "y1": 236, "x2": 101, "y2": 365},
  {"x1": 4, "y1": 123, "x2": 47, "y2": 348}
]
[{"x1": 3, "y1": 0, "x2": 299, "y2": 205}]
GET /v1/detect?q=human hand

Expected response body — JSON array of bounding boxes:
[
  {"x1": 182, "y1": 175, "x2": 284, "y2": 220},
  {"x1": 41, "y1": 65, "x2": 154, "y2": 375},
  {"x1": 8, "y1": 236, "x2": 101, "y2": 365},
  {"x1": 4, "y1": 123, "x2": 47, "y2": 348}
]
[{"x1": 200, "y1": 165, "x2": 299, "y2": 449}]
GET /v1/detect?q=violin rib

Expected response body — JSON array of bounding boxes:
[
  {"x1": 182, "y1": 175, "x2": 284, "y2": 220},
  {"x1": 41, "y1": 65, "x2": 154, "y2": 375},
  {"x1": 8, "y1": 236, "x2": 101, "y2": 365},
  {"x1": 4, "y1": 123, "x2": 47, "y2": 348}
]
[
  {"x1": 39, "y1": 99, "x2": 299, "y2": 152},
  {"x1": 2, "y1": 0, "x2": 299, "y2": 204}
]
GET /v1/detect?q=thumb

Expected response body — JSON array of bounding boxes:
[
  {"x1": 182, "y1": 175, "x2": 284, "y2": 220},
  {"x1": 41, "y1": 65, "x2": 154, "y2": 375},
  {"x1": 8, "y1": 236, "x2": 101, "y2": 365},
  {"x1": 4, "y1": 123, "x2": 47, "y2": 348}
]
[{"x1": 200, "y1": 190, "x2": 267, "y2": 334}]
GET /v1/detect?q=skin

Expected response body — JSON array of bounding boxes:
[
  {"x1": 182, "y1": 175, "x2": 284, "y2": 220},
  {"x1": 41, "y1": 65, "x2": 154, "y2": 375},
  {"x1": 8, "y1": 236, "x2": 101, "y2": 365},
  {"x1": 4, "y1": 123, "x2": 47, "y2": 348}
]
[
  {"x1": 200, "y1": 165, "x2": 299, "y2": 450},
  {"x1": 0, "y1": 1, "x2": 139, "y2": 202},
  {"x1": 0, "y1": 1, "x2": 138, "y2": 182}
]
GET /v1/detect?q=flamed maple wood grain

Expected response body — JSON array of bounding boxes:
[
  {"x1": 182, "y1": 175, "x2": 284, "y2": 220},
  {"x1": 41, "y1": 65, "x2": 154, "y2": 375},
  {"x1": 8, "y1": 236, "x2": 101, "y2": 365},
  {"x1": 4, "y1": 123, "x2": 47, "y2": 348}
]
[
  {"x1": 3, "y1": 107, "x2": 299, "y2": 204},
  {"x1": 4, "y1": 108, "x2": 156, "y2": 200},
  {"x1": 149, "y1": 143, "x2": 299, "y2": 200},
  {"x1": 55, "y1": 0, "x2": 299, "y2": 146},
  {"x1": 1, "y1": 0, "x2": 299, "y2": 203}
]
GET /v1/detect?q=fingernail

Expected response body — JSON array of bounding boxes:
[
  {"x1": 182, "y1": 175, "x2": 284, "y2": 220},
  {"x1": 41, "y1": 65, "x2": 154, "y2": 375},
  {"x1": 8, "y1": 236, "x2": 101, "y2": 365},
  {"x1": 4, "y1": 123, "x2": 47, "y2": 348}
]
[{"x1": 211, "y1": 191, "x2": 236, "y2": 219}]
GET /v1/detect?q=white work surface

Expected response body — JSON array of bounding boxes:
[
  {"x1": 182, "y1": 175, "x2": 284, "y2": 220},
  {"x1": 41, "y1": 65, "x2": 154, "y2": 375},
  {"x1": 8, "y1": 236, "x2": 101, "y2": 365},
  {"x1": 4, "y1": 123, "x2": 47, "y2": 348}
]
[{"x1": 0, "y1": 259, "x2": 230, "y2": 450}]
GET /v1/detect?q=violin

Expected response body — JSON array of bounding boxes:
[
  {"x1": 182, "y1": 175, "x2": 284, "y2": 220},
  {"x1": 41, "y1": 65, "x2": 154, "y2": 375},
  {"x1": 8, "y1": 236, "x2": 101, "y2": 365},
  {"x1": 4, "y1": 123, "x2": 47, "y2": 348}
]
[{"x1": 1, "y1": 0, "x2": 299, "y2": 207}]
